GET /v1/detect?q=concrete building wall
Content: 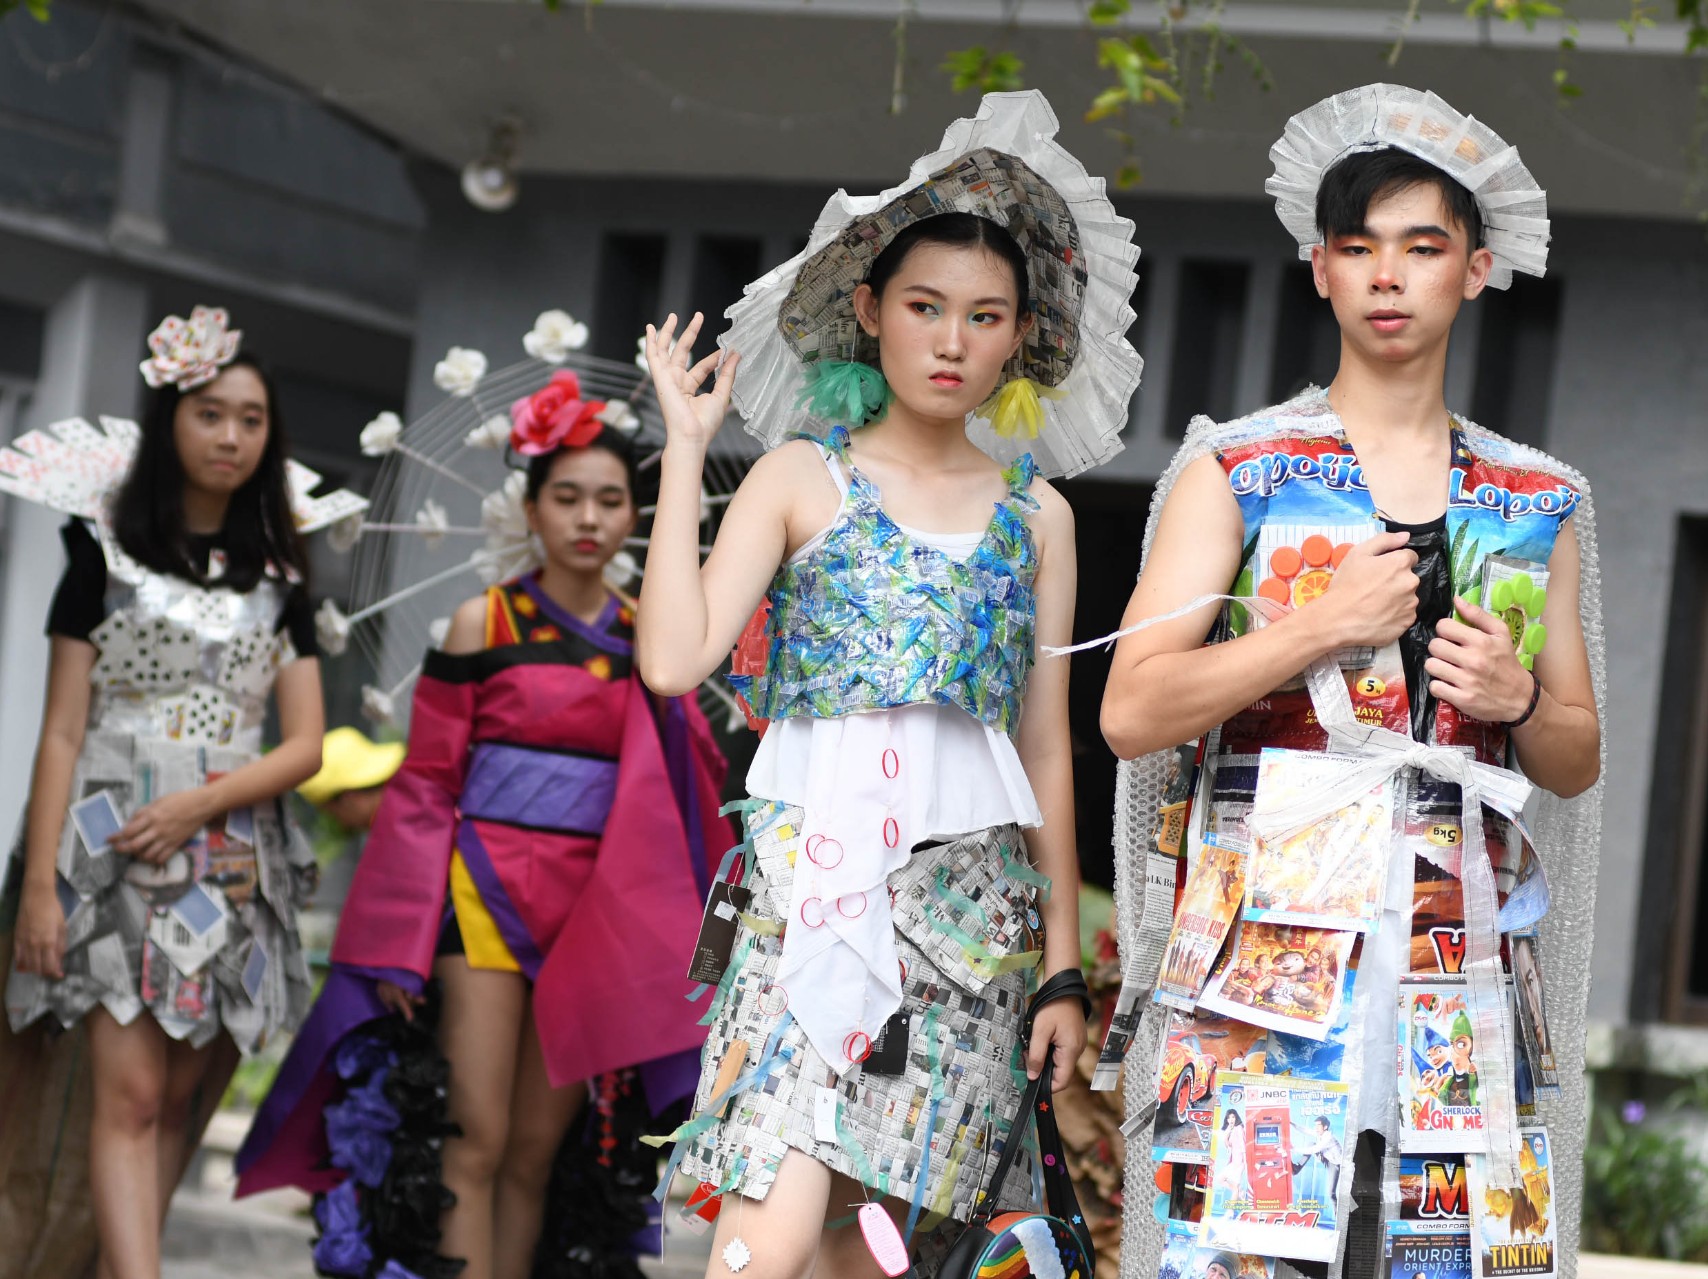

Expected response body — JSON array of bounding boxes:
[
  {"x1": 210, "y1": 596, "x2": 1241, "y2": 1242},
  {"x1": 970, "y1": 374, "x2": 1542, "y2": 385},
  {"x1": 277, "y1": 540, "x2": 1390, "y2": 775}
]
[{"x1": 0, "y1": 8, "x2": 421, "y2": 834}]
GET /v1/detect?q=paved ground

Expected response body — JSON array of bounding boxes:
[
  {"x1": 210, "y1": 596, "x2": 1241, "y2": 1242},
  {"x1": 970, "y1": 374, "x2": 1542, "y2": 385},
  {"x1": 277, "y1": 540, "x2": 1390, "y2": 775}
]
[
  {"x1": 162, "y1": 1188, "x2": 715, "y2": 1279},
  {"x1": 162, "y1": 1116, "x2": 716, "y2": 1279},
  {"x1": 158, "y1": 1114, "x2": 1684, "y2": 1279}
]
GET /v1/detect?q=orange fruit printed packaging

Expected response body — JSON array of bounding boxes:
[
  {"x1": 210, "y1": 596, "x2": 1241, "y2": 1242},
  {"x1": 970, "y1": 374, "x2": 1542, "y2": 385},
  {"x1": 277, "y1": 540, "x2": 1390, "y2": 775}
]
[{"x1": 1253, "y1": 523, "x2": 1368, "y2": 612}]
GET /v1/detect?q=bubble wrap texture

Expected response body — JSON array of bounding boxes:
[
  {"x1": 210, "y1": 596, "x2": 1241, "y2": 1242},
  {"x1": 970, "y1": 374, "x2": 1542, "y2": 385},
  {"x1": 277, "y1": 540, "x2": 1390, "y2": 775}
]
[
  {"x1": 1115, "y1": 396, "x2": 1603, "y2": 1279},
  {"x1": 1266, "y1": 83, "x2": 1550, "y2": 289},
  {"x1": 718, "y1": 90, "x2": 1143, "y2": 480}
]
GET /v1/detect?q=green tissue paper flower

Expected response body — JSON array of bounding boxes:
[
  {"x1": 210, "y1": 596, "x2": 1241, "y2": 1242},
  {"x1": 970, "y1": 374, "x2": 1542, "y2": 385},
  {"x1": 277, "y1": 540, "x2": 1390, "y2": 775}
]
[{"x1": 795, "y1": 360, "x2": 894, "y2": 426}]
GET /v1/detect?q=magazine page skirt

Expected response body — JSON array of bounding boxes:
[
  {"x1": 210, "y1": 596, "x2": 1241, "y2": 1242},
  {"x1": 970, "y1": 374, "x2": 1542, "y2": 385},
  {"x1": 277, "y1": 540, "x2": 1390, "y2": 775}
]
[{"x1": 672, "y1": 801, "x2": 1047, "y2": 1228}]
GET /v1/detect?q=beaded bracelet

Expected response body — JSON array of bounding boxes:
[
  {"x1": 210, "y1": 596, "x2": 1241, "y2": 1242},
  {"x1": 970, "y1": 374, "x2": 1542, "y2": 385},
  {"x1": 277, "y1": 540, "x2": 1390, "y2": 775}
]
[{"x1": 1504, "y1": 670, "x2": 1543, "y2": 730}]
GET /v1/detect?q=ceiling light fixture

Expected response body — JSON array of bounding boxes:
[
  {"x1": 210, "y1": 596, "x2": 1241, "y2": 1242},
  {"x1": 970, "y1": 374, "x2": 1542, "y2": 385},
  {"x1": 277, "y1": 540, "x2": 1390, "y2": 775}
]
[{"x1": 461, "y1": 117, "x2": 521, "y2": 213}]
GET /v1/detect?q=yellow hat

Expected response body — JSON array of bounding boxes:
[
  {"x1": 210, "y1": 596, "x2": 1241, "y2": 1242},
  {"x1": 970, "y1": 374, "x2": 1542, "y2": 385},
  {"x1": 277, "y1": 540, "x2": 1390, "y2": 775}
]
[{"x1": 298, "y1": 726, "x2": 405, "y2": 808}]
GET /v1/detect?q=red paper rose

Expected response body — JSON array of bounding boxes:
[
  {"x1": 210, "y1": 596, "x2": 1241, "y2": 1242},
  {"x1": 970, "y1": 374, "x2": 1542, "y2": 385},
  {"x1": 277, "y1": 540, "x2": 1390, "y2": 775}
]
[{"x1": 509, "y1": 370, "x2": 607, "y2": 456}]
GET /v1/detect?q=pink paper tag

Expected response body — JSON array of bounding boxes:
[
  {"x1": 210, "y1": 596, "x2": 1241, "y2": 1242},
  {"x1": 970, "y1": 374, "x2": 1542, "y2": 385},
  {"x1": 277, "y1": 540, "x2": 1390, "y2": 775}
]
[{"x1": 858, "y1": 1202, "x2": 910, "y2": 1277}]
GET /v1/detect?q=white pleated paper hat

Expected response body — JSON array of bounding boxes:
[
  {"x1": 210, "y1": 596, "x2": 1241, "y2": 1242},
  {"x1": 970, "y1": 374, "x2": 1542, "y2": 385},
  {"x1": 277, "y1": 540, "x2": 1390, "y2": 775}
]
[{"x1": 1266, "y1": 83, "x2": 1550, "y2": 288}]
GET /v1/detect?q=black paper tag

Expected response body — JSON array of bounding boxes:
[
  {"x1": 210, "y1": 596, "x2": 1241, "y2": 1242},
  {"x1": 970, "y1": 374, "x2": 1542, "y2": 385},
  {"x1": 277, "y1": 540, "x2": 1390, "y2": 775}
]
[
  {"x1": 862, "y1": 1009, "x2": 911, "y2": 1076},
  {"x1": 686, "y1": 881, "x2": 753, "y2": 985}
]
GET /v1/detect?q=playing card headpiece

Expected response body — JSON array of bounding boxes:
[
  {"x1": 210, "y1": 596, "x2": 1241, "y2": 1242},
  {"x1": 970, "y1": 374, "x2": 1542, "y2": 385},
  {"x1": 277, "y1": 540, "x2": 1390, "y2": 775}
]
[
  {"x1": 140, "y1": 306, "x2": 243, "y2": 391},
  {"x1": 1266, "y1": 83, "x2": 1549, "y2": 289}
]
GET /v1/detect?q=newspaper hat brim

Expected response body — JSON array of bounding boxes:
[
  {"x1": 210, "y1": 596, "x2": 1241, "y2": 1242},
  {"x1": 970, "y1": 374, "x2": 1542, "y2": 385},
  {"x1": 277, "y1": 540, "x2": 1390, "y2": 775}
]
[
  {"x1": 721, "y1": 90, "x2": 1144, "y2": 480},
  {"x1": 780, "y1": 147, "x2": 1084, "y2": 389},
  {"x1": 1266, "y1": 83, "x2": 1550, "y2": 289}
]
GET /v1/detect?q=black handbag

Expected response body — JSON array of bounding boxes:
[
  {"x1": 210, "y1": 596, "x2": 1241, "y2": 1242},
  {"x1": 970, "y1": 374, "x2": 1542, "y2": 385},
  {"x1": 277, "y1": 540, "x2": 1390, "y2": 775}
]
[{"x1": 935, "y1": 971, "x2": 1097, "y2": 1279}]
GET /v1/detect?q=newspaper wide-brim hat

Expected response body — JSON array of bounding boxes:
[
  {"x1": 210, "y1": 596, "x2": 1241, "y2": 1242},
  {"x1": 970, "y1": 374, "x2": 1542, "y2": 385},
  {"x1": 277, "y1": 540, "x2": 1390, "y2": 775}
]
[
  {"x1": 1266, "y1": 83, "x2": 1549, "y2": 289},
  {"x1": 782, "y1": 147, "x2": 1083, "y2": 389},
  {"x1": 721, "y1": 90, "x2": 1143, "y2": 479}
]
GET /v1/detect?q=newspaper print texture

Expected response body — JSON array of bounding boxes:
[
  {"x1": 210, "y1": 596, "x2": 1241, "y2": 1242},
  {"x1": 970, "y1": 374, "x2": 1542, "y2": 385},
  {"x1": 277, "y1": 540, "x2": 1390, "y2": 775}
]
[{"x1": 679, "y1": 801, "x2": 1045, "y2": 1225}]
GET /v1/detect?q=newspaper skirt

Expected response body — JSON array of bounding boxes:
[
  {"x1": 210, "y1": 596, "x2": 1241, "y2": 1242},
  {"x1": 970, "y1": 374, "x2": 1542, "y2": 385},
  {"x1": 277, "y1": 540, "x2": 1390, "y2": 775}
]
[
  {"x1": 677, "y1": 801, "x2": 1044, "y2": 1225},
  {"x1": 4, "y1": 730, "x2": 315, "y2": 1053}
]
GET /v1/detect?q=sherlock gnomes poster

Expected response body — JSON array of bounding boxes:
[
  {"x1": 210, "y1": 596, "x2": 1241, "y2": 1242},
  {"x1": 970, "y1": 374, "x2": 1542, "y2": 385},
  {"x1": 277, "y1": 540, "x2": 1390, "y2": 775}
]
[{"x1": 1397, "y1": 977, "x2": 1488, "y2": 1152}]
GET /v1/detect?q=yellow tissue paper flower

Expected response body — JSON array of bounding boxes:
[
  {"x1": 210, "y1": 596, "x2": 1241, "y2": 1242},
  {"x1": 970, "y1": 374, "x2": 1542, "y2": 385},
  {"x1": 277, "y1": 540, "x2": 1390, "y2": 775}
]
[{"x1": 976, "y1": 377, "x2": 1065, "y2": 439}]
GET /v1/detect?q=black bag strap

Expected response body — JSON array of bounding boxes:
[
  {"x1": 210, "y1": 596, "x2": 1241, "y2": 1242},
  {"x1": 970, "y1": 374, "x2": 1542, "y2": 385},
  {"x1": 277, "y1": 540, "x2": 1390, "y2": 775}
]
[{"x1": 971, "y1": 970, "x2": 1095, "y2": 1262}]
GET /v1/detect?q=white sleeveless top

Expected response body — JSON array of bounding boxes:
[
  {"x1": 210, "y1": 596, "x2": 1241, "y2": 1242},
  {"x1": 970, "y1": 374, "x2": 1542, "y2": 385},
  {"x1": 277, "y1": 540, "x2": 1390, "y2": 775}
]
[
  {"x1": 745, "y1": 445, "x2": 1044, "y2": 1075},
  {"x1": 745, "y1": 448, "x2": 1041, "y2": 834}
]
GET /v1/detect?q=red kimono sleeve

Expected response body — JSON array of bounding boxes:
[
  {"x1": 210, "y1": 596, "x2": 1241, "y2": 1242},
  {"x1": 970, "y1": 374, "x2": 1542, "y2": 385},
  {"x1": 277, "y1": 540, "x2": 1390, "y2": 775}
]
[{"x1": 329, "y1": 655, "x2": 477, "y2": 980}]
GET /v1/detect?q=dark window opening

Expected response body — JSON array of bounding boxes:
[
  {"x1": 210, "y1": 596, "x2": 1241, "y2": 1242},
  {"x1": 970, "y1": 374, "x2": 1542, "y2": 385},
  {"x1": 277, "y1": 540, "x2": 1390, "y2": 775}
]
[
  {"x1": 592, "y1": 233, "x2": 667, "y2": 363},
  {"x1": 1166, "y1": 261, "x2": 1250, "y2": 437},
  {"x1": 689, "y1": 236, "x2": 763, "y2": 338},
  {"x1": 1060, "y1": 476, "x2": 1155, "y2": 893},
  {"x1": 1641, "y1": 515, "x2": 1708, "y2": 1024},
  {"x1": 1270, "y1": 264, "x2": 1339, "y2": 403},
  {"x1": 1469, "y1": 277, "x2": 1562, "y2": 445},
  {"x1": 0, "y1": 298, "x2": 45, "y2": 380}
]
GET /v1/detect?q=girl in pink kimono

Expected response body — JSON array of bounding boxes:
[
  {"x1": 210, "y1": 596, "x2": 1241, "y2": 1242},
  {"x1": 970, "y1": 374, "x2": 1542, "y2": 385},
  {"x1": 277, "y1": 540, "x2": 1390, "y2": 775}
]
[{"x1": 238, "y1": 393, "x2": 733, "y2": 1279}]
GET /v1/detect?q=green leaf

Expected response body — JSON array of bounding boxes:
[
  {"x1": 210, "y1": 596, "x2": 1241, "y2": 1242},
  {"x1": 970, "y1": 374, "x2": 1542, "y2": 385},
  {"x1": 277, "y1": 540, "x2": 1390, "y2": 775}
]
[
  {"x1": 1086, "y1": 86, "x2": 1131, "y2": 123},
  {"x1": 1115, "y1": 161, "x2": 1143, "y2": 188},
  {"x1": 1144, "y1": 74, "x2": 1184, "y2": 105},
  {"x1": 1089, "y1": 0, "x2": 1132, "y2": 25},
  {"x1": 942, "y1": 46, "x2": 1024, "y2": 94}
]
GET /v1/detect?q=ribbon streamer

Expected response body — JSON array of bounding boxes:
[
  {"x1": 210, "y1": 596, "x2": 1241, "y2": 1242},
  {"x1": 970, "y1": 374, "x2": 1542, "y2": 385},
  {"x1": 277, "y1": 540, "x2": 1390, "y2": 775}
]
[
  {"x1": 1041, "y1": 592, "x2": 1288, "y2": 658},
  {"x1": 1252, "y1": 657, "x2": 1530, "y2": 1184}
]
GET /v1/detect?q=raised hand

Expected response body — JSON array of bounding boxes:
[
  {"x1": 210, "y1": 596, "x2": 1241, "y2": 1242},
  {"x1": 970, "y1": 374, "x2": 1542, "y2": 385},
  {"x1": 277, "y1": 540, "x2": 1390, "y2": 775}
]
[{"x1": 644, "y1": 312, "x2": 741, "y2": 450}]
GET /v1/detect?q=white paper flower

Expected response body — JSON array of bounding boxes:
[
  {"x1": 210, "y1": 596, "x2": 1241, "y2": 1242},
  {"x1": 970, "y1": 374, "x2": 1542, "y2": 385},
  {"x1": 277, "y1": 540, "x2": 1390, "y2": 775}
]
[
  {"x1": 595, "y1": 400, "x2": 640, "y2": 434},
  {"x1": 416, "y1": 499, "x2": 450, "y2": 549},
  {"x1": 359, "y1": 411, "x2": 403, "y2": 457},
  {"x1": 464, "y1": 415, "x2": 511, "y2": 450},
  {"x1": 522, "y1": 310, "x2": 589, "y2": 363},
  {"x1": 478, "y1": 470, "x2": 542, "y2": 584},
  {"x1": 361, "y1": 684, "x2": 396, "y2": 726},
  {"x1": 603, "y1": 549, "x2": 638, "y2": 590},
  {"x1": 314, "y1": 599, "x2": 351, "y2": 656},
  {"x1": 433, "y1": 346, "x2": 488, "y2": 397},
  {"x1": 327, "y1": 514, "x2": 363, "y2": 555},
  {"x1": 428, "y1": 616, "x2": 451, "y2": 646},
  {"x1": 721, "y1": 1238, "x2": 752, "y2": 1274}
]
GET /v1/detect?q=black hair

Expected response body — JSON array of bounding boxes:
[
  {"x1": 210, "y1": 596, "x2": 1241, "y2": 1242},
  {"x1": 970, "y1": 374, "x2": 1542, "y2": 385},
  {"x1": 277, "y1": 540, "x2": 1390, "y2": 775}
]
[
  {"x1": 863, "y1": 212, "x2": 1031, "y2": 312},
  {"x1": 1315, "y1": 147, "x2": 1484, "y2": 250},
  {"x1": 112, "y1": 351, "x2": 309, "y2": 593},
  {"x1": 521, "y1": 425, "x2": 642, "y2": 505}
]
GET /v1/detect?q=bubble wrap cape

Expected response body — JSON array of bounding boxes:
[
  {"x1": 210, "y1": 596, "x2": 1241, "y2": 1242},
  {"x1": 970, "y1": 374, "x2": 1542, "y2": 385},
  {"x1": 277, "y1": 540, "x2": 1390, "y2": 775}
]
[{"x1": 1113, "y1": 403, "x2": 1604, "y2": 1279}]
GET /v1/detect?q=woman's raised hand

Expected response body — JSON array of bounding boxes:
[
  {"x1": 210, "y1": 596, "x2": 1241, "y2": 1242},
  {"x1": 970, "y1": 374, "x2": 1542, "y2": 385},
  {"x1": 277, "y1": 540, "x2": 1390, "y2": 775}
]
[{"x1": 645, "y1": 312, "x2": 740, "y2": 450}]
